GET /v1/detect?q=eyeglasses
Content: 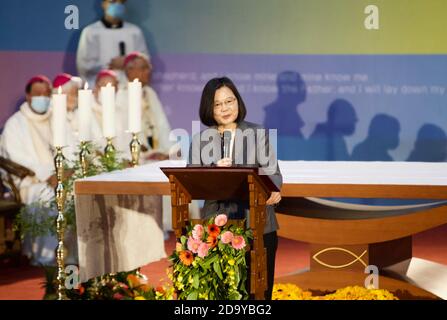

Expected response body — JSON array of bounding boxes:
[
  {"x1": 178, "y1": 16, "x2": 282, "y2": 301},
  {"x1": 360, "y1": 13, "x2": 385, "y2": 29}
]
[{"x1": 214, "y1": 97, "x2": 237, "y2": 111}]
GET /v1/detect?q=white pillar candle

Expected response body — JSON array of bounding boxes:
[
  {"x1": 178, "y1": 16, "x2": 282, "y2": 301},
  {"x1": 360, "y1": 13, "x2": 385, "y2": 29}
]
[
  {"x1": 128, "y1": 78, "x2": 142, "y2": 133},
  {"x1": 52, "y1": 86, "x2": 67, "y2": 147},
  {"x1": 78, "y1": 82, "x2": 93, "y2": 141},
  {"x1": 101, "y1": 83, "x2": 116, "y2": 138}
]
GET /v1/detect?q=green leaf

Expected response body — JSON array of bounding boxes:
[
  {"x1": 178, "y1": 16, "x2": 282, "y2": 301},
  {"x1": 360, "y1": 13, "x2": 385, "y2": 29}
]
[
  {"x1": 218, "y1": 241, "x2": 226, "y2": 251},
  {"x1": 234, "y1": 268, "x2": 240, "y2": 284},
  {"x1": 229, "y1": 291, "x2": 241, "y2": 300},
  {"x1": 202, "y1": 254, "x2": 217, "y2": 269},
  {"x1": 213, "y1": 261, "x2": 223, "y2": 280},
  {"x1": 187, "y1": 291, "x2": 198, "y2": 300},
  {"x1": 192, "y1": 273, "x2": 200, "y2": 289}
]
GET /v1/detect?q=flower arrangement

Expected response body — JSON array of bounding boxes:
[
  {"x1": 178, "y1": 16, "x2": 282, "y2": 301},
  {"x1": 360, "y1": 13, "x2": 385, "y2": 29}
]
[
  {"x1": 169, "y1": 214, "x2": 253, "y2": 300},
  {"x1": 59, "y1": 270, "x2": 174, "y2": 300},
  {"x1": 272, "y1": 283, "x2": 399, "y2": 300}
]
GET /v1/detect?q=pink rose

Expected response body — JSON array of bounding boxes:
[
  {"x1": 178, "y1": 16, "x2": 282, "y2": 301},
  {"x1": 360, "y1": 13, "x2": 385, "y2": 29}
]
[
  {"x1": 119, "y1": 283, "x2": 129, "y2": 290},
  {"x1": 197, "y1": 242, "x2": 209, "y2": 258},
  {"x1": 231, "y1": 235, "x2": 246, "y2": 250},
  {"x1": 192, "y1": 224, "x2": 204, "y2": 240},
  {"x1": 214, "y1": 214, "x2": 228, "y2": 227},
  {"x1": 113, "y1": 293, "x2": 124, "y2": 300},
  {"x1": 221, "y1": 231, "x2": 234, "y2": 244},
  {"x1": 187, "y1": 236, "x2": 202, "y2": 254}
]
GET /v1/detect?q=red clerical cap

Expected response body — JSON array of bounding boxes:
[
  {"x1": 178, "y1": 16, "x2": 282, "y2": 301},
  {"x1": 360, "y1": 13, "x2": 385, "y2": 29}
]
[
  {"x1": 27, "y1": 75, "x2": 51, "y2": 88},
  {"x1": 124, "y1": 51, "x2": 149, "y2": 67},
  {"x1": 52, "y1": 73, "x2": 73, "y2": 88},
  {"x1": 96, "y1": 69, "x2": 118, "y2": 83}
]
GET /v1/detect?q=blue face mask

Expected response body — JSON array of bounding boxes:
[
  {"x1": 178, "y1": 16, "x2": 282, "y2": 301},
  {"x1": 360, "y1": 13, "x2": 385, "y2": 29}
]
[
  {"x1": 31, "y1": 96, "x2": 51, "y2": 114},
  {"x1": 106, "y1": 3, "x2": 126, "y2": 20}
]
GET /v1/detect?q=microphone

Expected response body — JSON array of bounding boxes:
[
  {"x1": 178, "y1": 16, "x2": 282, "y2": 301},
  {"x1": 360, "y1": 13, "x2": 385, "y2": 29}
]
[
  {"x1": 119, "y1": 41, "x2": 126, "y2": 56},
  {"x1": 222, "y1": 130, "x2": 232, "y2": 159}
]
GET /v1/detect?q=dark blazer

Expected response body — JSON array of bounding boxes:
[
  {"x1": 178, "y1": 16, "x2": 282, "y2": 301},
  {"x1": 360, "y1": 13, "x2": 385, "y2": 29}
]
[{"x1": 188, "y1": 121, "x2": 282, "y2": 234}]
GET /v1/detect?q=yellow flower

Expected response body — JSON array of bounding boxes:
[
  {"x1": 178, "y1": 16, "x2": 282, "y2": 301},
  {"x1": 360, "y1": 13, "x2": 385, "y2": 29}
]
[
  {"x1": 272, "y1": 284, "x2": 398, "y2": 300},
  {"x1": 228, "y1": 259, "x2": 235, "y2": 266},
  {"x1": 199, "y1": 293, "x2": 209, "y2": 299},
  {"x1": 134, "y1": 296, "x2": 146, "y2": 300}
]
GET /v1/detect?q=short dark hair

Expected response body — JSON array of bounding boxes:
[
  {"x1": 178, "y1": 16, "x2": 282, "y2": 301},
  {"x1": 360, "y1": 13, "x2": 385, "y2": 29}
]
[{"x1": 199, "y1": 77, "x2": 247, "y2": 127}]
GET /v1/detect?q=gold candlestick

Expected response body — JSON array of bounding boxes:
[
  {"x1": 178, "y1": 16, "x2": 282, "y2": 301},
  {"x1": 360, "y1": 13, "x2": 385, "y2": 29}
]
[
  {"x1": 104, "y1": 137, "x2": 115, "y2": 160},
  {"x1": 54, "y1": 147, "x2": 67, "y2": 300},
  {"x1": 79, "y1": 141, "x2": 89, "y2": 177},
  {"x1": 130, "y1": 133, "x2": 141, "y2": 167}
]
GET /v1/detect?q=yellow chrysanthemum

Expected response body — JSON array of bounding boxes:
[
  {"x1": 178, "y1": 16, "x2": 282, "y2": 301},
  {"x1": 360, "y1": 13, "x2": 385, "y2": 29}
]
[{"x1": 272, "y1": 284, "x2": 398, "y2": 300}]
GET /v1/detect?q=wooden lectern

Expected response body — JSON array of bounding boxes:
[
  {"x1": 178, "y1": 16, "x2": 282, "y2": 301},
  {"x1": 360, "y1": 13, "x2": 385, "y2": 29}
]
[{"x1": 161, "y1": 166, "x2": 279, "y2": 300}]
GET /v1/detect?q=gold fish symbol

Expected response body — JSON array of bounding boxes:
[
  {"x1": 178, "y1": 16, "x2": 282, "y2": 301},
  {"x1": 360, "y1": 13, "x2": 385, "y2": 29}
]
[{"x1": 312, "y1": 247, "x2": 367, "y2": 269}]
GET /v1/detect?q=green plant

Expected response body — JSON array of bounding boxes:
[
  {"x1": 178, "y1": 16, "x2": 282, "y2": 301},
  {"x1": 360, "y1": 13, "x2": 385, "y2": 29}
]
[
  {"x1": 169, "y1": 214, "x2": 252, "y2": 300},
  {"x1": 14, "y1": 142, "x2": 127, "y2": 239}
]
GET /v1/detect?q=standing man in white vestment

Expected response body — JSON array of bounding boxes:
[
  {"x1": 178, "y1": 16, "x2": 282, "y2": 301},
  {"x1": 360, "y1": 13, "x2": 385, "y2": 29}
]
[
  {"x1": 76, "y1": 0, "x2": 149, "y2": 87},
  {"x1": 0, "y1": 76, "x2": 60, "y2": 266}
]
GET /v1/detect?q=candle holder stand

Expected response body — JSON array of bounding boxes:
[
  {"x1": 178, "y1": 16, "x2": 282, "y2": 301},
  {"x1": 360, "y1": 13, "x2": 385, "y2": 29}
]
[
  {"x1": 54, "y1": 146, "x2": 67, "y2": 300},
  {"x1": 79, "y1": 141, "x2": 90, "y2": 177},
  {"x1": 104, "y1": 137, "x2": 116, "y2": 160},
  {"x1": 130, "y1": 133, "x2": 141, "y2": 167}
]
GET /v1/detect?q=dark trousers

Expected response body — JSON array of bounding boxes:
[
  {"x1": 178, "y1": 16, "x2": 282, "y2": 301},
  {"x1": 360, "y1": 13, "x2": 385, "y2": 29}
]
[{"x1": 246, "y1": 231, "x2": 278, "y2": 300}]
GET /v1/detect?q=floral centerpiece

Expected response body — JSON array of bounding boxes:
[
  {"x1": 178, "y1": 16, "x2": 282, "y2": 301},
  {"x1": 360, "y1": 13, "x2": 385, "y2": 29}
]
[{"x1": 169, "y1": 214, "x2": 252, "y2": 300}]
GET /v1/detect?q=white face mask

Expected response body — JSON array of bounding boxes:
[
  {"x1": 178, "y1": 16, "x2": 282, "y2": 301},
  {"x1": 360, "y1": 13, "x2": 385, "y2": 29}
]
[{"x1": 30, "y1": 96, "x2": 51, "y2": 114}]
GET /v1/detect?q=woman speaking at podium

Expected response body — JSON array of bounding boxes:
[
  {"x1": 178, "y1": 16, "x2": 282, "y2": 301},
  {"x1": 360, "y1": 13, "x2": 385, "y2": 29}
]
[{"x1": 189, "y1": 77, "x2": 283, "y2": 299}]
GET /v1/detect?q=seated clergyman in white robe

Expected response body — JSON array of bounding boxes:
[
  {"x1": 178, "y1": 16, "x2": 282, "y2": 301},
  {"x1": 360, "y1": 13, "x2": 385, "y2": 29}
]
[
  {"x1": 0, "y1": 75, "x2": 77, "y2": 266},
  {"x1": 0, "y1": 76, "x2": 77, "y2": 265},
  {"x1": 1, "y1": 76, "x2": 55, "y2": 206},
  {"x1": 76, "y1": 0, "x2": 149, "y2": 87}
]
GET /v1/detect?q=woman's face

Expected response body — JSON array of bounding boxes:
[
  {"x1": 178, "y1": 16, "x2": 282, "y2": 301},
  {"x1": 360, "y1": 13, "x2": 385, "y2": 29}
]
[{"x1": 213, "y1": 86, "x2": 239, "y2": 127}]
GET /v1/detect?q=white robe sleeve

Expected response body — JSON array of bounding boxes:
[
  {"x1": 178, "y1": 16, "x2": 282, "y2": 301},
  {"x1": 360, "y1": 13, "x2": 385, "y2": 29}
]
[
  {"x1": 135, "y1": 27, "x2": 149, "y2": 57},
  {"x1": 77, "y1": 26, "x2": 102, "y2": 85},
  {"x1": 147, "y1": 87, "x2": 172, "y2": 154}
]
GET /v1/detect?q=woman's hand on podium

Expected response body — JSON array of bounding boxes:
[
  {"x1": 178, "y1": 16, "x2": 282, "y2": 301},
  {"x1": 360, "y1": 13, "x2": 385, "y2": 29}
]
[
  {"x1": 266, "y1": 192, "x2": 281, "y2": 206},
  {"x1": 217, "y1": 157, "x2": 232, "y2": 167}
]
